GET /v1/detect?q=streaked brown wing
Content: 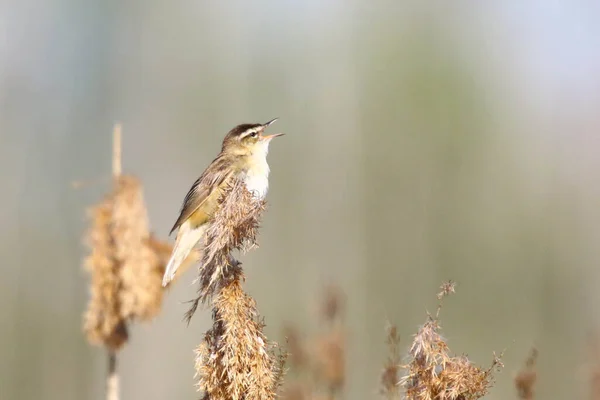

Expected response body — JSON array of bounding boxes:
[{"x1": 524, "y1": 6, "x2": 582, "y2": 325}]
[{"x1": 169, "y1": 154, "x2": 235, "y2": 235}]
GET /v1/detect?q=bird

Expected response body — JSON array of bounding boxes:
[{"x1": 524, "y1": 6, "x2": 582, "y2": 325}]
[{"x1": 162, "y1": 119, "x2": 284, "y2": 286}]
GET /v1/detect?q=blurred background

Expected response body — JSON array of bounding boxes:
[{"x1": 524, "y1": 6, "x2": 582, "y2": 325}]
[{"x1": 2, "y1": 1, "x2": 600, "y2": 399}]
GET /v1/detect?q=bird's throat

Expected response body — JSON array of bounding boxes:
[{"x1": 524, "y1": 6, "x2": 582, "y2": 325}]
[{"x1": 242, "y1": 151, "x2": 270, "y2": 200}]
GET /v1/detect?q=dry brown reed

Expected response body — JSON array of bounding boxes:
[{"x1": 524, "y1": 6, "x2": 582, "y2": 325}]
[
  {"x1": 400, "y1": 281, "x2": 504, "y2": 400},
  {"x1": 380, "y1": 324, "x2": 401, "y2": 400},
  {"x1": 280, "y1": 285, "x2": 346, "y2": 400},
  {"x1": 190, "y1": 178, "x2": 282, "y2": 400},
  {"x1": 83, "y1": 124, "x2": 168, "y2": 349},
  {"x1": 82, "y1": 124, "x2": 179, "y2": 400},
  {"x1": 514, "y1": 347, "x2": 537, "y2": 400}
]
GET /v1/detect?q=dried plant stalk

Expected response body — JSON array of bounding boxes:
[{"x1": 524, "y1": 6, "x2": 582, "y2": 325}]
[
  {"x1": 380, "y1": 324, "x2": 401, "y2": 399},
  {"x1": 514, "y1": 347, "x2": 537, "y2": 400},
  {"x1": 107, "y1": 352, "x2": 119, "y2": 400},
  {"x1": 191, "y1": 178, "x2": 281, "y2": 400},
  {"x1": 400, "y1": 282, "x2": 503, "y2": 400}
]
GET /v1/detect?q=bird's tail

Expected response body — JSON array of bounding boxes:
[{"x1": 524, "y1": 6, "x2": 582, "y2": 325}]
[{"x1": 162, "y1": 221, "x2": 206, "y2": 287}]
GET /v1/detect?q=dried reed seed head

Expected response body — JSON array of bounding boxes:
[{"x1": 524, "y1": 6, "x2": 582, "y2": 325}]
[
  {"x1": 381, "y1": 367, "x2": 400, "y2": 399},
  {"x1": 191, "y1": 179, "x2": 279, "y2": 398},
  {"x1": 192, "y1": 178, "x2": 266, "y2": 309},
  {"x1": 401, "y1": 284, "x2": 502, "y2": 400},
  {"x1": 273, "y1": 343, "x2": 290, "y2": 396},
  {"x1": 514, "y1": 347, "x2": 537, "y2": 400},
  {"x1": 113, "y1": 176, "x2": 163, "y2": 321},
  {"x1": 83, "y1": 199, "x2": 128, "y2": 349},
  {"x1": 283, "y1": 325, "x2": 308, "y2": 371},
  {"x1": 196, "y1": 277, "x2": 279, "y2": 400},
  {"x1": 386, "y1": 325, "x2": 400, "y2": 345},
  {"x1": 313, "y1": 328, "x2": 345, "y2": 391},
  {"x1": 437, "y1": 281, "x2": 456, "y2": 300},
  {"x1": 83, "y1": 175, "x2": 170, "y2": 349},
  {"x1": 380, "y1": 323, "x2": 401, "y2": 399},
  {"x1": 320, "y1": 284, "x2": 345, "y2": 323}
]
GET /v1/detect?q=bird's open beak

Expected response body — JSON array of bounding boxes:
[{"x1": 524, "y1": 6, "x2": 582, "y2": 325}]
[
  {"x1": 260, "y1": 118, "x2": 284, "y2": 141},
  {"x1": 261, "y1": 132, "x2": 285, "y2": 141}
]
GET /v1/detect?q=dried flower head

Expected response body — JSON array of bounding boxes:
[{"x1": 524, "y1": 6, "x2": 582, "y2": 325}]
[
  {"x1": 83, "y1": 198, "x2": 128, "y2": 350},
  {"x1": 380, "y1": 323, "x2": 401, "y2": 399},
  {"x1": 514, "y1": 347, "x2": 537, "y2": 400},
  {"x1": 195, "y1": 277, "x2": 279, "y2": 400},
  {"x1": 185, "y1": 178, "x2": 266, "y2": 320},
  {"x1": 191, "y1": 178, "x2": 281, "y2": 400},
  {"x1": 283, "y1": 325, "x2": 308, "y2": 371},
  {"x1": 83, "y1": 175, "x2": 170, "y2": 350},
  {"x1": 401, "y1": 283, "x2": 502, "y2": 400},
  {"x1": 113, "y1": 176, "x2": 163, "y2": 321},
  {"x1": 320, "y1": 284, "x2": 345, "y2": 323},
  {"x1": 313, "y1": 327, "x2": 345, "y2": 392},
  {"x1": 437, "y1": 280, "x2": 456, "y2": 300}
]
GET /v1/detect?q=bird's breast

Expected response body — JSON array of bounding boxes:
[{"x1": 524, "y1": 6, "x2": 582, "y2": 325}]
[{"x1": 242, "y1": 156, "x2": 270, "y2": 200}]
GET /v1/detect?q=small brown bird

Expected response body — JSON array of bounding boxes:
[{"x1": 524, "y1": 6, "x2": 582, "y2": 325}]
[{"x1": 162, "y1": 119, "x2": 284, "y2": 286}]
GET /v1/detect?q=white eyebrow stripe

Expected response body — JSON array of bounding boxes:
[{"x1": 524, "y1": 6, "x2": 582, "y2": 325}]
[{"x1": 239, "y1": 127, "x2": 261, "y2": 139}]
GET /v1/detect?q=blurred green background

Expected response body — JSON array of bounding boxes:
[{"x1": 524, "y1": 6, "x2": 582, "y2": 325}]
[{"x1": 2, "y1": 1, "x2": 600, "y2": 399}]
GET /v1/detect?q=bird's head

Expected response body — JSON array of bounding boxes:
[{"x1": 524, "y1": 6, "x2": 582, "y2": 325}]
[{"x1": 221, "y1": 118, "x2": 284, "y2": 156}]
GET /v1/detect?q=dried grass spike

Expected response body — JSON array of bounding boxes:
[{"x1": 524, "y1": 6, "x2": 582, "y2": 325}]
[
  {"x1": 195, "y1": 276, "x2": 278, "y2": 400},
  {"x1": 83, "y1": 198, "x2": 128, "y2": 350},
  {"x1": 192, "y1": 178, "x2": 265, "y2": 310},
  {"x1": 514, "y1": 347, "x2": 538, "y2": 400},
  {"x1": 112, "y1": 175, "x2": 163, "y2": 321},
  {"x1": 380, "y1": 323, "x2": 401, "y2": 399},
  {"x1": 401, "y1": 283, "x2": 502, "y2": 400}
]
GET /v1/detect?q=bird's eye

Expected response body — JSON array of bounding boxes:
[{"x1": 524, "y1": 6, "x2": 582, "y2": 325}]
[{"x1": 249, "y1": 131, "x2": 258, "y2": 138}]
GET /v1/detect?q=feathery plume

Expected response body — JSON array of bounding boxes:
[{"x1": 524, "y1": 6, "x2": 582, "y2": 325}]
[
  {"x1": 400, "y1": 281, "x2": 503, "y2": 400},
  {"x1": 190, "y1": 178, "x2": 281, "y2": 400},
  {"x1": 83, "y1": 124, "x2": 167, "y2": 350},
  {"x1": 514, "y1": 347, "x2": 537, "y2": 400},
  {"x1": 380, "y1": 324, "x2": 401, "y2": 399},
  {"x1": 82, "y1": 124, "x2": 182, "y2": 400}
]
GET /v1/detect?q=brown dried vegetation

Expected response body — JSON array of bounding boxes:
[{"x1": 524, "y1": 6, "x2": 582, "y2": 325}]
[
  {"x1": 81, "y1": 127, "x2": 516, "y2": 400},
  {"x1": 514, "y1": 347, "x2": 537, "y2": 400},
  {"x1": 82, "y1": 125, "x2": 182, "y2": 400},
  {"x1": 399, "y1": 282, "x2": 504, "y2": 400},
  {"x1": 83, "y1": 126, "x2": 172, "y2": 350},
  {"x1": 191, "y1": 178, "x2": 282, "y2": 400},
  {"x1": 380, "y1": 324, "x2": 401, "y2": 400}
]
